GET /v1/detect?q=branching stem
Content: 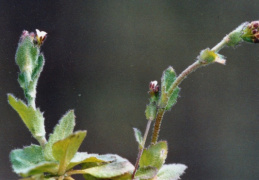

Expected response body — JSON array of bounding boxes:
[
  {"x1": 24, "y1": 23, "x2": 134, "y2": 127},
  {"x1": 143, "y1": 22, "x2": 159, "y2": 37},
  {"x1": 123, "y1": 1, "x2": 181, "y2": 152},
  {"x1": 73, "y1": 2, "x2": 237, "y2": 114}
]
[
  {"x1": 151, "y1": 36, "x2": 229, "y2": 144},
  {"x1": 132, "y1": 120, "x2": 152, "y2": 179}
]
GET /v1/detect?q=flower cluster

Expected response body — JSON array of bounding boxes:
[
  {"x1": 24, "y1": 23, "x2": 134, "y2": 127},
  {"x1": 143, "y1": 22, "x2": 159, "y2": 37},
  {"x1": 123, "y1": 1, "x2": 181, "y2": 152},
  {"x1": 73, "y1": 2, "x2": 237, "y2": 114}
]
[{"x1": 242, "y1": 21, "x2": 259, "y2": 43}]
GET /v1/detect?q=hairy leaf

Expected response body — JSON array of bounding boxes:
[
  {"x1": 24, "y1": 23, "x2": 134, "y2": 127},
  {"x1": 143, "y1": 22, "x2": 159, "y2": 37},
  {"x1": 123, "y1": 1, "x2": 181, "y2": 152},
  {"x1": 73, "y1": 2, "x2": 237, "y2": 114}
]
[
  {"x1": 10, "y1": 145, "x2": 58, "y2": 177},
  {"x1": 52, "y1": 131, "x2": 86, "y2": 174},
  {"x1": 44, "y1": 110, "x2": 76, "y2": 161},
  {"x1": 135, "y1": 166, "x2": 158, "y2": 179},
  {"x1": 139, "y1": 141, "x2": 168, "y2": 170},
  {"x1": 67, "y1": 152, "x2": 115, "y2": 170},
  {"x1": 79, "y1": 161, "x2": 134, "y2": 178},
  {"x1": 8, "y1": 94, "x2": 45, "y2": 139},
  {"x1": 157, "y1": 164, "x2": 187, "y2": 180},
  {"x1": 165, "y1": 87, "x2": 180, "y2": 111},
  {"x1": 133, "y1": 128, "x2": 143, "y2": 148}
]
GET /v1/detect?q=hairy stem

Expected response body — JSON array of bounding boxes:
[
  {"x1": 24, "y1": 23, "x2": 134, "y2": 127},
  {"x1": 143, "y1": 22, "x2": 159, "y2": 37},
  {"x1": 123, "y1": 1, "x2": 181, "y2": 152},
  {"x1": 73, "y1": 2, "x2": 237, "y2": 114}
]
[
  {"x1": 151, "y1": 108, "x2": 166, "y2": 144},
  {"x1": 36, "y1": 136, "x2": 47, "y2": 147},
  {"x1": 151, "y1": 36, "x2": 229, "y2": 144},
  {"x1": 132, "y1": 120, "x2": 152, "y2": 179}
]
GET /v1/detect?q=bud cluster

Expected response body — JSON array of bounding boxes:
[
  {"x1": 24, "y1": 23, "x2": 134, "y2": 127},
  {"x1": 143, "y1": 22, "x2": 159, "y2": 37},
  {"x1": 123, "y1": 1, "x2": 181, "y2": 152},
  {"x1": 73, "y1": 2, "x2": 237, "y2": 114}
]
[{"x1": 242, "y1": 21, "x2": 259, "y2": 43}]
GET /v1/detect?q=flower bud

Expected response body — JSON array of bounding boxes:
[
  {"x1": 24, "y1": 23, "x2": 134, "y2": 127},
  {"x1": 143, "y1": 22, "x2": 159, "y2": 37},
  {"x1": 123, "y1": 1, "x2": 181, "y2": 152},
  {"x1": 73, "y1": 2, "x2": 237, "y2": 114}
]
[
  {"x1": 242, "y1": 21, "x2": 259, "y2": 43},
  {"x1": 35, "y1": 29, "x2": 47, "y2": 45},
  {"x1": 149, "y1": 81, "x2": 159, "y2": 93},
  {"x1": 198, "y1": 48, "x2": 226, "y2": 65}
]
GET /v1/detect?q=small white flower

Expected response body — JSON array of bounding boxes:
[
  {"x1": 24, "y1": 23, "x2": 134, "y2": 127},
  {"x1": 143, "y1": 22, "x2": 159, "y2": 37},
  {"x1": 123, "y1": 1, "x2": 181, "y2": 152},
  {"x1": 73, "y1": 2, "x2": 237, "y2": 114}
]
[
  {"x1": 149, "y1": 80, "x2": 159, "y2": 93},
  {"x1": 36, "y1": 29, "x2": 47, "y2": 45},
  {"x1": 150, "y1": 80, "x2": 158, "y2": 87}
]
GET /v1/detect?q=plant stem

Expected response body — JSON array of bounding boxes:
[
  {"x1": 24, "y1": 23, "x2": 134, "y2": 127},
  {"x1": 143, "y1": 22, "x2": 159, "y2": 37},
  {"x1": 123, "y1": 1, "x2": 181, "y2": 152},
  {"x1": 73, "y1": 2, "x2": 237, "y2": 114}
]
[
  {"x1": 132, "y1": 120, "x2": 152, "y2": 179},
  {"x1": 151, "y1": 108, "x2": 166, "y2": 144},
  {"x1": 36, "y1": 136, "x2": 47, "y2": 147},
  {"x1": 151, "y1": 36, "x2": 229, "y2": 144}
]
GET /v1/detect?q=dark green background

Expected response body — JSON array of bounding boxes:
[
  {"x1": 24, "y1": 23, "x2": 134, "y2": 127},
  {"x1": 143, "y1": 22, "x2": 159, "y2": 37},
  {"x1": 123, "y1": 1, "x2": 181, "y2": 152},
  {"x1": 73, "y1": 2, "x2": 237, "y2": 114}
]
[{"x1": 0, "y1": 1, "x2": 258, "y2": 179}]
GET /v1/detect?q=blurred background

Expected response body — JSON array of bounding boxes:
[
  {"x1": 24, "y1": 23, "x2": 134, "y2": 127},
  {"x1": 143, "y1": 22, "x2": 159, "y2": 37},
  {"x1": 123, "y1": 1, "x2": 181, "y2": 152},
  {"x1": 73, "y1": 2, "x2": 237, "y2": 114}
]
[{"x1": 0, "y1": 0, "x2": 258, "y2": 179}]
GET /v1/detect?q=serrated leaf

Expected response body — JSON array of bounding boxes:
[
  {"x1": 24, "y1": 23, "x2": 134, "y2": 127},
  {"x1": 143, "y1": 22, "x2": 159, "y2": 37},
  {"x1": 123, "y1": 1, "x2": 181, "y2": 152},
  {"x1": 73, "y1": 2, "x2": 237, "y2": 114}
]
[
  {"x1": 10, "y1": 145, "x2": 58, "y2": 177},
  {"x1": 52, "y1": 131, "x2": 86, "y2": 175},
  {"x1": 135, "y1": 166, "x2": 158, "y2": 179},
  {"x1": 139, "y1": 141, "x2": 168, "y2": 170},
  {"x1": 157, "y1": 164, "x2": 187, "y2": 180},
  {"x1": 79, "y1": 161, "x2": 134, "y2": 178},
  {"x1": 165, "y1": 87, "x2": 180, "y2": 111},
  {"x1": 133, "y1": 128, "x2": 143, "y2": 148},
  {"x1": 8, "y1": 94, "x2": 45, "y2": 139},
  {"x1": 67, "y1": 152, "x2": 115, "y2": 170},
  {"x1": 44, "y1": 110, "x2": 76, "y2": 161}
]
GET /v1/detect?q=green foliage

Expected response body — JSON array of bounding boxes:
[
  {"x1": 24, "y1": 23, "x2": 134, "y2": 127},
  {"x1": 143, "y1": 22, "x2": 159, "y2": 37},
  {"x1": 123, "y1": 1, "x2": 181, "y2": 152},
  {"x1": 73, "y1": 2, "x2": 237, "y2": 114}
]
[
  {"x1": 199, "y1": 48, "x2": 218, "y2": 64},
  {"x1": 52, "y1": 131, "x2": 87, "y2": 174},
  {"x1": 145, "y1": 102, "x2": 157, "y2": 121},
  {"x1": 135, "y1": 166, "x2": 158, "y2": 179},
  {"x1": 139, "y1": 141, "x2": 168, "y2": 170},
  {"x1": 44, "y1": 110, "x2": 76, "y2": 161},
  {"x1": 10, "y1": 145, "x2": 58, "y2": 177},
  {"x1": 133, "y1": 128, "x2": 143, "y2": 148},
  {"x1": 165, "y1": 87, "x2": 180, "y2": 111},
  {"x1": 157, "y1": 164, "x2": 187, "y2": 180},
  {"x1": 67, "y1": 152, "x2": 115, "y2": 170},
  {"x1": 226, "y1": 23, "x2": 248, "y2": 47},
  {"x1": 81, "y1": 161, "x2": 134, "y2": 179},
  {"x1": 159, "y1": 66, "x2": 180, "y2": 110},
  {"x1": 8, "y1": 94, "x2": 45, "y2": 140}
]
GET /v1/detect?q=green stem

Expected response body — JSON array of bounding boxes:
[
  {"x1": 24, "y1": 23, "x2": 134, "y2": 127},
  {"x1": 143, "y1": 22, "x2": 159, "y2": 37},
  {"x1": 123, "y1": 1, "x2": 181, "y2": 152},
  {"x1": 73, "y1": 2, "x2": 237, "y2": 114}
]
[
  {"x1": 132, "y1": 120, "x2": 152, "y2": 179},
  {"x1": 151, "y1": 36, "x2": 229, "y2": 144},
  {"x1": 36, "y1": 136, "x2": 47, "y2": 147}
]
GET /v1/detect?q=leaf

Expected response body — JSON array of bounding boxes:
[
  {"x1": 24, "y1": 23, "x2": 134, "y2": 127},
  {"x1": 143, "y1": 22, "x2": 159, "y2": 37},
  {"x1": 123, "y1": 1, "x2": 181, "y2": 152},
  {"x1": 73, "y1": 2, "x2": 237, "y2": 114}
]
[
  {"x1": 79, "y1": 161, "x2": 134, "y2": 178},
  {"x1": 67, "y1": 152, "x2": 115, "y2": 170},
  {"x1": 8, "y1": 94, "x2": 45, "y2": 139},
  {"x1": 10, "y1": 145, "x2": 58, "y2": 177},
  {"x1": 159, "y1": 67, "x2": 179, "y2": 109},
  {"x1": 157, "y1": 164, "x2": 187, "y2": 180},
  {"x1": 44, "y1": 110, "x2": 76, "y2": 161},
  {"x1": 162, "y1": 66, "x2": 177, "y2": 92},
  {"x1": 135, "y1": 166, "x2": 158, "y2": 179},
  {"x1": 133, "y1": 128, "x2": 143, "y2": 148},
  {"x1": 80, "y1": 154, "x2": 134, "y2": 179},
  {"x1": 165, "y1": 87, "x2": 180, "y2": 111},
  {"x1": 52, "y1": 131, "x2": 87, "y2": 175},
  {"x1": 139, "y1": 141, "x2": 168, "y2": 170},
  {"x1": 31, "y1": 53, "x2": 45, "y2": 81}
]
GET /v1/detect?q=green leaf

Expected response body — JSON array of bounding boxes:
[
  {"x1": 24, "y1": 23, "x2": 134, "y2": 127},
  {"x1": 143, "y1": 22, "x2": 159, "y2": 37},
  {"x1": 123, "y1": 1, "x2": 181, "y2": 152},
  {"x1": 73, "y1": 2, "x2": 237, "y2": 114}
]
[
  {"x1": 52, "y1": 131, "x2": 87, "y2": 175},
  {"x1": 79, "y1": 161, "x2": 134, "y2": 178},
  {"x1": 133, "y1": 128, "x2": 143, "y2": 148},
  {"x1": 162, "y1": 66, "x2": 177, "y2": 92},
  {"x1": 159, "y1": 66, "x2": 178, "y2": 108},
  {"x1": 31, "y1": 53, "x2": 45, "y2": 81},
  {"x1": 67, "y1": 152, "x2": 115, "y2": 170},
  {"x1": 15, "y1": 36, "x2": 39, "y2": 74},
  {"x1": 44, "y1": 110, "x2": 76, "y2": 161},
  {"x1": 80, "y1": 154, "x2": 133, "y2": 179},
  {"x1": 8, "y1": 94, "x2": 45, "y2": 140},
  {"x1": 165, "y1": 87, "x2": 180, "y2": 111},
  {"x1": 139, "y1": 141, "x2": 168, "y2": 170},
  {"x1": 10, "y1": 145, "x2": 58, "y2": 177},
  {"x1": 145, "y1": 103, "x2": 157, "y2": 121},
  {"x1": 135, "y1": 166, "x2": 158, "y2": 179},
  {"x1": 157, "y1": 164, "x2": 187, "y2": 180}
]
